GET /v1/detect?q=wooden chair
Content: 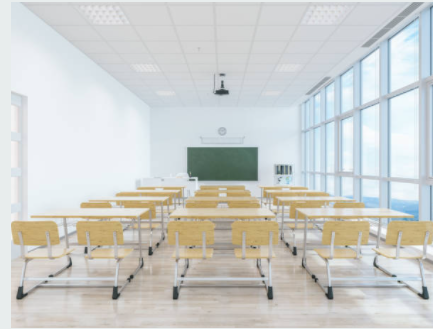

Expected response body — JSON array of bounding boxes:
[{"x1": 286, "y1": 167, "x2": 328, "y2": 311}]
[
  {"x1": 123, "y1": 202, "x2": 163, "y2": 256},
  {"x1": 232, "y1": 221, "x2": 279, "y2": 299},
  {"x1": 76, "y1": 221, "x2": 134, "y2": 299},
  {"x1": 168, "y1": 221, "x2": 215, "y2": 299},
  {"x1": 372, "y1": 221, "x2": 433, "y2": 299},
  {"x1": 226, "y1": 190, "x2": 251, "y2": 197},
  {"x1": 12, "y1": 221, "x2": 74, "y2": 299},
  {"x1": 313, "y1": 221, "x2": 370, "y2": 299},
  {"x1": 228, "y1": 202, "x2": 260, "y2": 208},
  {"x1": 80, "y1": 202, "x2": 112, "y2": 208},
  {"x1": 226, "y1": 186, "x2": 246, "y2": 190},
  {"x1": 185, "y1": 201, "x2": 219, "y2": 208},
  {"x1": 194, "y1": 191, "x2": 220, "y2": 197},
  {"x1": 282, "y1": 201, "x2": 326, "y2": 255}
]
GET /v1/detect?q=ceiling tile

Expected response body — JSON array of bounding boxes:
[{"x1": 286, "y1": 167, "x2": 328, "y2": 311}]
[
  {"x1": 255, "y1": 26, "x2": 296, "y2": 41},
  {"x1": 169, "y1": 5, "x2": 214, "y2": 25},
  {"x1": 188, "y1": 64, "x2": 217, "y2": 73},
  {"x1": 292, "y1": 26, "x2": 337, "y2": 41},
  {"x1": 279, "y1": 53, "x2": 315, "y2": 64},
  {"x1": 329, "y1": 26, "x2": 378, "y2": 41},
  {"x1": 120, "y1": 53, "x2": 155, "y2": 64},
  {"x1": 165, "y1": 72, "x2": 192, "y2": 80},
  {"x1": 218, "y1": 54, "x2": 248, "y2": 64},
  {"x1": 248, "y1": 54, "x2": 281, "y2": 64},
  {"x1": 26, "y1": 4, "x2": 88, "y2": 25},
  {"x1": 182, "y1": 42, "x2": 216, "y2": 54},
  {"x1": 53, "y1": 26, "x2": 101, "y2": 41},
  {"x1": 146, "y1": 42, "x2": 182, "y2": 54},
  {"x1": 246, "y1": 63, "x2": 275, "y2": 73},
  {"x1": 341, "y1": 5, "x2": 404, "y2": 26},
  {"x1": 251, "y1": 41, "x2": 287, "y2": 54},
  {"x1": 309, "y1": 53, "x2": 346, "y2": 64},
  {"x1": 88, "y1": 53, "x2": 124, "y2": 64},
  {"x1": 319, "y1": 41, "x2": 360, "y2": 54},
  {"x1": 218, "y1": 42, "x2": 251, "y2": 54},
  {"x1": 285, "y1": 41, "x2": 324, "y2": 54},
  {"x1": 218, "y1": 64, "x2": 247, "y2": 73},
  {"x1": 153, "y1": 54, "x2": 187, "y2": 64},
  {"x1": 186, "y1": 54, "x2": 216, "y2": 64},
  {"x1": 94, "y1": 26, "x2": 140, "y2": 41},
  {"x1": 216, "y1": 5, "x2": 260, "y2": 25},
  {"x1": 158, "y1": 64, "x2": 190, "y2": 72},
  {"x1": 216, "y1": 26, "x2": 255, "y2": 41},
  {"x1": 109, "y1": 41, "x2": 148, "y2": 54},
  {"x1": 121, "y1": 5, "x2": 172, "y2": 25},
  {"x1": 259, "y1": 5, "x2": 307, "y2": 25},
  {"x1": 100, "y1": 63, "x2": 133, "y2": 73},
  {"x1": 73, "y1": 41, "x2": 113, "y2": 53},
  {"x1": 176, "y1": 26, "x2": 214, "y2": 41},
  {"x1": 301, "y1": 63, "x2": 333, "y2": 73},
  {"x1": 135, "y1": 26, "x2": 177, "y2": 41}
]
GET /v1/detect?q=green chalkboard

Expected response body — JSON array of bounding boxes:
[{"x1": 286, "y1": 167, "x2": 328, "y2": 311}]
[{"x1": 187, "y1": 147, "x2": 258, "y2": 181}]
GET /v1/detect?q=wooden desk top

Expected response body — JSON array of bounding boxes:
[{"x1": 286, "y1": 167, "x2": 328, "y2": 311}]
[
  {"x1": 266, "y1": 190, "x2": 320, "y2": 195},
  {"x1": 200, "y1": 185, "x2": 246, "y2": 189},
  {"x1": 89, "y1": 196, "x2": 169, "y2": 202},
  {"x1": 187, "y1": 197, "x2": 259, "y2": 202},
  {"x1": 296, "y1": 208, "x2": 414, "y2": 219},
  {"x1": 119, "y1": 190, "x2": 179, "y2": 195},
  {"x1": 138, "y1": 186, "x2": 185, "y2": 190},
  {"x1": 170, "y1": 208, "x2": 276, "y2": 219},
  {"x1": 277, "y1": 196, "x2": 354, "y2": 203},
  {"x1": 31, "y1": 208, "x2": 149, "y2": 219},
  {"x1": 259, "y1": 186, "x2": 306, "y2": 189}
]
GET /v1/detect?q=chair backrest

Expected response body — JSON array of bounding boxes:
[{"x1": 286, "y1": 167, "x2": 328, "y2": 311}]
[
  {"x1": 167, "y1": 221, "x2": 215, "y2": 246},
  {"x1": 289, "y1": 201, "x2": 326, "y2": 219},
  {"x1": 80, "y1": 202, "x2": 112, "y2": 208},
  {"x1": 226, "y1": 191, "x2": 251, "y2": 197},
  {"x1": 11, "y1": 221, "x2": 60, "y2": 246},
  {"x1": 306, "y1": 192, "x2": 330, "y2": 197},
  {"x1": 232, "y1": 221, "x2": 279, "y2": 246},
  {"x1": 185, "y1": 201, "x2": 219, "y2": 208},
  {"x1": 322, "y1": 221, "x2": 370, "y2": 246},
  {"x1": 200, "y1": 186, "x2": 221, "y2": 190},
  {"x1": 385, "y1": 221, "x2": 433, "y2": 246},
  {"x1": 122, "y1": 202, "x2": 156, "y2": 218},
  {"x1": 333, "y1": 202, "x2": 365, "y2": 208},
  {"x1": 76, "y1": 221, "x2": 124, "y2": 246},
  {"x1": 290, "y1": 187, "x2": 308, "y2": 190},
  {"x1": 228, "y1": 202, "x2": 260, "y2": 208},
  {"x1": 195, "y1": 191, "x2": 220, "y2": 197},
  {"x1": 226, "y1": 186, "x2": 245, "y2": 190}
]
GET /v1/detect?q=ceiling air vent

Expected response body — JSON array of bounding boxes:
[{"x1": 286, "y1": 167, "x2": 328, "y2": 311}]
[
  {"x1": 306, "y1": 77, "x2": 331, "y2": 96},
  {"x1": 361, "y1": 2, "x2": 423, "y2": 48}
]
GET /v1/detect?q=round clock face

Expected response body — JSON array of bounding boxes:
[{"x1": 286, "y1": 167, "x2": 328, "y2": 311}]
[{"x1": 218, "y1": 127, "x2": 227, "y2": 136}]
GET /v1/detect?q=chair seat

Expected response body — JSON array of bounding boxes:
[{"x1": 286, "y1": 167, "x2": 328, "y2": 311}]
[
  {"x1": 172, "y1": 248, "x2": 213, "y2": 259},
  {"x1": 314, "y1": 248, "x2": 359, "y2": 259},
  {"x1": 234, "y1": 248, "x2": 276, "y2": 259},
  {"x1": 373, "y1": 247, "x2": 423, "y2": 259},
  {"x1": 286, "y1": 223, "x2": 315, "y2": 229},
  {"x1": 25, "y1": 248, "x2": 75, "y2": 259},
  {"x1": 132, "y1": 223, "x2": 161, "y2": 229},
  {"x1": 86, "y1": 248, "x2": 134, "y2": 259}
]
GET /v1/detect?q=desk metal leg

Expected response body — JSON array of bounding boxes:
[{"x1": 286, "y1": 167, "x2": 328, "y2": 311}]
[
  {"x1": 63, "y1": 218, "x2": 69, "y2": 248},
  {"x1": 148, "y1": 210, "x2": 153, "y2": 255},
  {"x1": 301, "y1": 215, "x2": 315, "y2": 279},
  {"x1": 260, "y1": 188, "x2": 263, "y2": 207},
  {"x1": 161, "y1": 202, "x2": 166, "y2": 240}
]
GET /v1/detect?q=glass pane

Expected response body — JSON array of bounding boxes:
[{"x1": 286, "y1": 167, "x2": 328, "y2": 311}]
[
  {"x1": 11, "y1": 212, "x2": 19, "y2": 222},
  {"x1": 305, "y1": 99, "x2": 311, "y2": 128},
  {"x1": 341, "y1": 117, "x2": 353, "y2": 172},
  {"x1": 11, "y1": 177, "x2": 19, "y2": 204},
  {"x1": 314, "y1": 127, "x2": 321, "y2": 172},
  {"x1": 305, "y1": 173, "x2": 309, "y2": 188},
  {"x1": 390, "y1": 182, "x2": 419, "y2": 221},
  {"x1": 341, "y1": 177, "x2": 353, "y2": 199},
  {"x1": 362, "y1": 179, "x2": 380, "y2": 208},
  {"x1": 341, "y1": 68, "x2": 354, "y2": 113},
  {"x1": 389, "y1": 19, "x2": 419, "y2": 92},
  {"x1": 389, "y1": 89, "x2": 419, "y2": 179},
  {"x1": 305, "y1": 131, "x2": 310, "y2": 171},
  {"x1": 361, "y1": 104, "x2": 380, "y2": 176},
  {"x1": 11, "y1": 141, "x2": 19, "y2": 168},
  {"x1": 314, "y1": 93, "x2": 321, "y2": 125},
  {"x1": 315, "y1": 174, "x2": 321, "y2": 190},
  {"x1": 308, "y1": 174, "x2": 314, "y2": 189},
  {"x1": 361, "y1": 49, "x2": 380, "y2": 104},
  {"x1": 302, "y1": 103, "x2": 306, "y2": 129},
  {"x1": 11, "y1": 105, "x2": 19, "y2": 133},
  {"x1": 325, "y1": 83, "x2": 335, "y2": 119},
  {"x1": 326, "y1": 122, "x2": 334, "y2": 173},
  {"x1": 326, "y1": 176, "x2": 334, "y2": 196}
]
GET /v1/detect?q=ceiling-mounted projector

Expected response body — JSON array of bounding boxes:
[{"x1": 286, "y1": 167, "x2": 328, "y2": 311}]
[{"x1": 213, "y1": 73, "x2": 229, "y2": 96}]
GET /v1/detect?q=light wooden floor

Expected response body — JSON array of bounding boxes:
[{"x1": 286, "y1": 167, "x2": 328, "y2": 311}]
[{"x1": 11, "y1": 221, "x2": 433, "y2": 328}]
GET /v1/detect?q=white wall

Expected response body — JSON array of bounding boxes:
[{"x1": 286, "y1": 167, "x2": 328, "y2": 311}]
[
  {"x1": 150, "y1": 106, "x2": 301, "y2": 196},
  {"x1": 11, "y1": 3, "x2": 151, "y2": 231}
]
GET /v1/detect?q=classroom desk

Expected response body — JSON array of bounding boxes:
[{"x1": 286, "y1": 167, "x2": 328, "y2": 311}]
[
  {"x1": 296, "y1": 208, "x2": 414, "y2": 297},
  {"x1": 170, "y1": 208, "x2": 275, "y2": 220},
  {"x1": 119, "y1": 190, "x2": 179, "y2": 209},
  {"x1": 31, "y1": 208, "x2": 149, "y2": 282},
  {"x1": 186, "y1": 196, "x2": 259, "y2": 203},
  {"x1": 200, "y1": 185, "x2": 246, "y2": 190},
  {"x1": 89, "y1": 196, "x2": 169, "y2": 254},
  {"x1": 258, "y1": 186, "x2": 308, "y2": 206},
  {"x1": 137, "y1": 186, "x2": 186, "y2": 206},
  {"x1": 265, "y1": 190, "x2": 321, "y2": 209}
]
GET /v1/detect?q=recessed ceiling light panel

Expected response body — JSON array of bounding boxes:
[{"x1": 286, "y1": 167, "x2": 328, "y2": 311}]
[
  {"x1": 302, "y1": 4, "x2": 353, "y2": 25},
  {"x1": 276, "y1": 64, "x2": 302, "y2": 73},
  {"x1": 131, "y1": 64, "x2": 161, "y2": 73},
  {"x1": 79, "y1": 5, "x2": 129, "y2": 25},
  {"x1": 156, "y1": 91, "x2": 176, "y2": 97}
]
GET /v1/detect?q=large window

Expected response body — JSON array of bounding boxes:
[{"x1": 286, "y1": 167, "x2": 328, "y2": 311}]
[
  {"x1": 390, "y1": 182, "x2": 419, "y2": 221},
  {"x1": 362, "y1": 179, "x2": 380, "y2": 208},
  {"x1": 389, "y1": 19, "x2": 419, "y2": 92},
  {"x1": 305, "y1": 131, "x2": 310, "y2": 172},
  {"x1": 325, "y1": 83, "x2": 334, "y2": 119},
  {"x1": 325, "y1": 122, "x2": 334, "y2": 173},
  {"x1": 11, "y1": 93, "x2": 24, "y2": 224},
  {"x1": 305, "y1": 99, "x2": 311, "y2": 129},
  {"x1": 314, "y1": 127, "x2": 321, "y2": 172},
  {"x1": 341, "y1": 68, "x2": 354, "y2": 113},
  {"x1": 340, "y1": 117, "x2": 353, "y2": 172},
  {"x1": 315, "y1": 174, "x2": 321, "y2": 190},
  {"x1": 361, "y1": 104, "x2": 380, "y2": 176},
  {"x1": 361, "y1": 49, "x2": 380, "y2": 104},
  {"x1": 326, "y1": 176, "x2": 334, "y2": 196},
  {"x1": 314, "y1": 93, "x2": 321, "y2": 125},
  {"x1": 341, "y1": 177, "x2": 353, "y2": 199},
  {"x1": 389, "y1": 89, "x2": 419, "y2": 179}
]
